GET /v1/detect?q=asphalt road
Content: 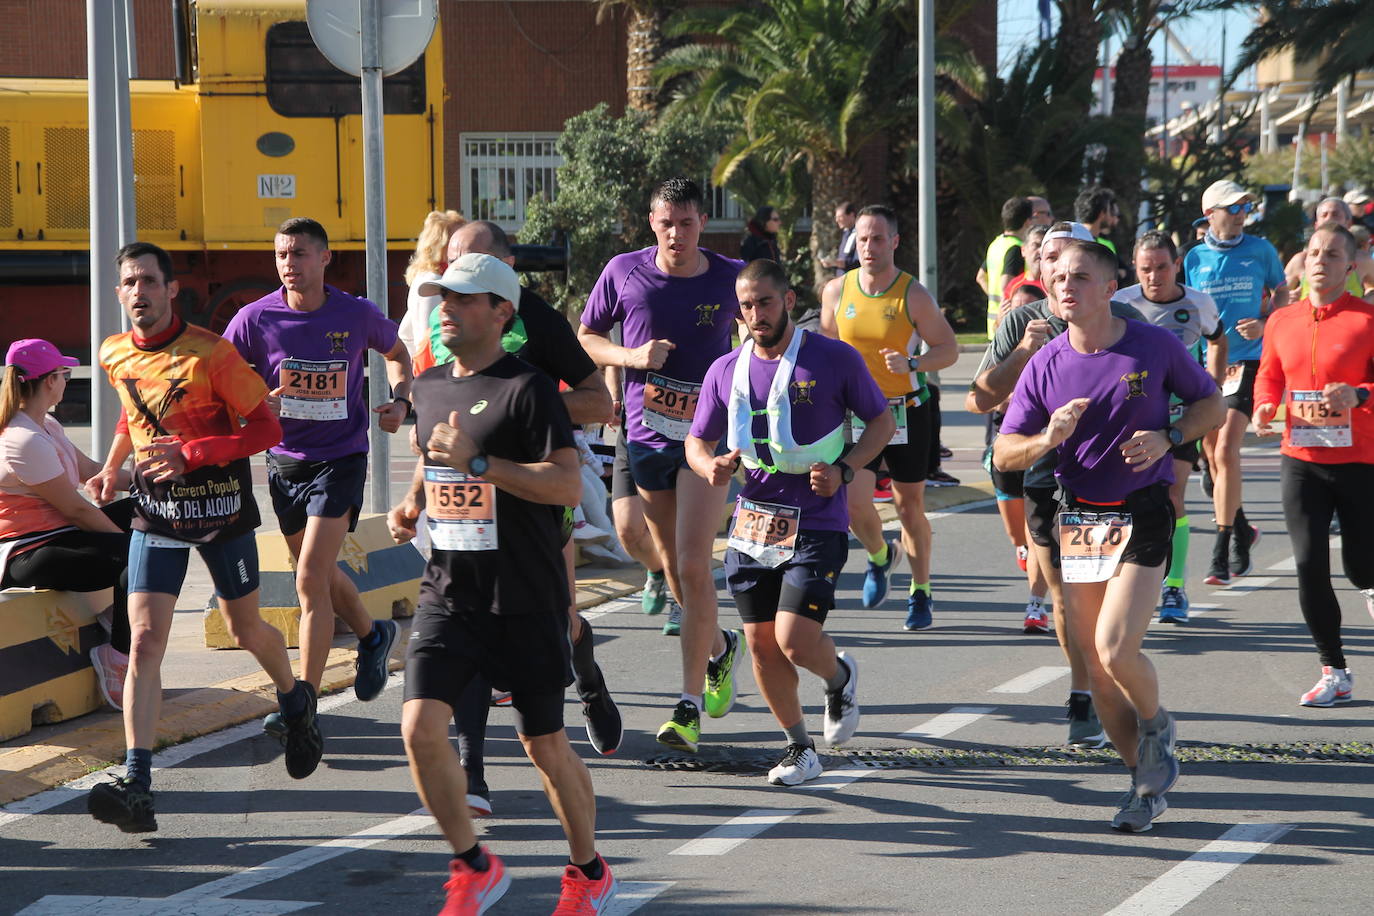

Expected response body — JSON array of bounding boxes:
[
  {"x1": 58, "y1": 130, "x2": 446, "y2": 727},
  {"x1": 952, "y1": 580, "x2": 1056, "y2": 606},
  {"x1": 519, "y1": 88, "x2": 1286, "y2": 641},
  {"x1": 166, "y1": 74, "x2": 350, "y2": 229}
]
[{"x1": 3, "y1": 440, "x2": 1372, "y2": 915}]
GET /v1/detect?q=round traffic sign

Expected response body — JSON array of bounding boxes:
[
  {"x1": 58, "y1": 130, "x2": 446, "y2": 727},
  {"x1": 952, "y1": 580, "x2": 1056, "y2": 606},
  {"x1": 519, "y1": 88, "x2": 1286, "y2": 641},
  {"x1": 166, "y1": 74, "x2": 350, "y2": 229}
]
[{"x1": 307, "y1": 0, "x2": 438, "y2": 77}]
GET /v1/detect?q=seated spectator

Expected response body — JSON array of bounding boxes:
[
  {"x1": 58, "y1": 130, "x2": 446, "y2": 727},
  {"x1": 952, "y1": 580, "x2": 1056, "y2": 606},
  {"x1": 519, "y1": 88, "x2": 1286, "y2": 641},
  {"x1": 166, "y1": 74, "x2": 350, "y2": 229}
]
[{"x1": 1, "y1": 339, "x2": 134, "y2": 709}]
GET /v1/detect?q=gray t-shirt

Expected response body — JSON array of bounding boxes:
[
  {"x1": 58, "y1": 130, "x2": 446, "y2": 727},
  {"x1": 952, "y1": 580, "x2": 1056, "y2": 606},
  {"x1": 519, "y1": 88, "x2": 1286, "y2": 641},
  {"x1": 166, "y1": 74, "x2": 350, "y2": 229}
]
[
  {"x1": 1115, "y1": 284, "x2": 1221, "y2": 354},
  {"x1": 974, "y1": 297, "x2": 1145, "y2": 489}
]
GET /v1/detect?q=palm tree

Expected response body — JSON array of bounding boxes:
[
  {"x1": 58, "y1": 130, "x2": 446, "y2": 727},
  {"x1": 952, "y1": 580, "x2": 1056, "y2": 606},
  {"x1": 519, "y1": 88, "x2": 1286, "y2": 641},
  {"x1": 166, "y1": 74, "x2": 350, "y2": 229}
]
[
  {"x1": 1227, "y1": 0, "x2": 1374, "y2": 98},
  {"x1": 656, "y1": 0, "x2": 921, "y2": 290},
  {"x1": 594, "y1": 0, "x2": 681, "y2": 114}
]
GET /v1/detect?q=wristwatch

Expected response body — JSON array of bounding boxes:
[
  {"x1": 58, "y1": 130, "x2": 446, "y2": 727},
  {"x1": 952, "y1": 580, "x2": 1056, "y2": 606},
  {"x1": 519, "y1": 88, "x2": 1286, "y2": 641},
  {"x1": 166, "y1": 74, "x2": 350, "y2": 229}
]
[
  {"x1": 1357, "y1": 388, "x2": 1370, "y2": 407},
  {"x1": 468, "y1": 454, "x2": 489, "y2": 476},
  {"x1": 1165, "y1": 426, "x2": 1184, "y2": 447},
  {"x1": 835, "y1": 460, "x2": 855, "y2": 485},
  {"x1": 391, "y1": 396, "x2": 413, "y2": 419},
  {"x1": 907, "y1": 356, "x2": 920, "y2": 372}
]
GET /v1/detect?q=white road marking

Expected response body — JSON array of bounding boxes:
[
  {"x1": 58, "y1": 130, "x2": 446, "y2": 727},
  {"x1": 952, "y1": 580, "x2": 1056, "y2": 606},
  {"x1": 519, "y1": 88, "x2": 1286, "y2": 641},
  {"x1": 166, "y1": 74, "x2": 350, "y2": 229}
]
[
  {"x1": 669, "y1": 808, "x2": 800, "y2": 856},
  {"x1": 792, "y1": 767, "x2": 887, "y2": 792},
  {"x1": 1212, "y1": 575, "x2": 1278, "y2": 597},
  {"x1": 18, "y1": 809, "x2": 434, "y2": 915},
  {"x1": 902, "y1": 706, "x2": 996, "y2": 740},
  {"x1": 0, "y1": 679, "x2": 393, "y2": 829},
  {"x1": 1104, "y1": 822, "x2": 1293, "y2": 916},
  {"x1": 605, "y1": 881, "x2": 675, "y2": 915},
  {"x1": 990, "y1": 666, "x2": 1069, "y2": 694}
]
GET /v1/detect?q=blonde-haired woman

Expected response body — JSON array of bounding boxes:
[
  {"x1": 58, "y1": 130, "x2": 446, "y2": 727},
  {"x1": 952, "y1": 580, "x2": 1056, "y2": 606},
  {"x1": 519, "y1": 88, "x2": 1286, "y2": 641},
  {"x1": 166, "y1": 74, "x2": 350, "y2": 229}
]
[
  {"x1": 1, "y1": 339, "x2": 133, "y2": 708},
  {"x1": 400, "y1": 209, "x2": 466, "y2": 362}
]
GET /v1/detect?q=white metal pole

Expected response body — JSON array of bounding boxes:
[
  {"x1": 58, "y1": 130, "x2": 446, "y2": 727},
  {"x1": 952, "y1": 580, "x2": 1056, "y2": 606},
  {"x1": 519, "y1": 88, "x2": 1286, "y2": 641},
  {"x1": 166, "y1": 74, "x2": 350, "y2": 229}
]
[
  {"x1": 112, "y1": 0, "x2": 137, "y2": 247},
  {"x1": 1336, "y1": 79, "x2": 1349, "y2": 141},
  {"x1": 917, "y1": 0, "x2": 936, "y2": 298},
  {"x1": 361, "y1": 0, "x2": 391, "y2": 511},
  {"x1": 87, "y1": 0, "x2": 123, "y2": 450}
]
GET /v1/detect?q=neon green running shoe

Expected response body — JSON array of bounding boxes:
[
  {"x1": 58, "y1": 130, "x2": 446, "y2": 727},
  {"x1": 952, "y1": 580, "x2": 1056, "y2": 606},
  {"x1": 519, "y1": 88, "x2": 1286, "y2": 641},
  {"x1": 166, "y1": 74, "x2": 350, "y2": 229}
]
[
  {"x1": 704, "y1": 629, "x2": 745, "y2": 718},
  {"x1": 655, "y1": 700, "x2": 700, "y2": 752},
  {"x1": 662, "y1": 600, "x2": 682, "y2": 636}
]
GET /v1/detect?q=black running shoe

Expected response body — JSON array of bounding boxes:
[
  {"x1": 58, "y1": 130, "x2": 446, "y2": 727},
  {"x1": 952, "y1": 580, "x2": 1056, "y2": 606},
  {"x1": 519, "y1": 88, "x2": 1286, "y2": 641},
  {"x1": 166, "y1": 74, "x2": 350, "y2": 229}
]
[
  {"x1": 1203, "y1": 533, "x2": 1231, "y2": 586},
  {"x1": 88, "y1": 776, "x2": 157, "y2": 833},
  {"x1": 578, "y1": 663, "x2": 623, "y2": 756},
  {"x1": 282, "y1": 681, "x2": 323, "y2": 780},
  {"x1": 1229, "y1": 523, "x2": 1258, "y2": 578}
]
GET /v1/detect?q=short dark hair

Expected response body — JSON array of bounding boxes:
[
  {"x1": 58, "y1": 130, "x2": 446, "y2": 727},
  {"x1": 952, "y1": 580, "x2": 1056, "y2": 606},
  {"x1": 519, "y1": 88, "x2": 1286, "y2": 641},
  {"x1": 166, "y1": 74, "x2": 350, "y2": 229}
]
[
  {"x1": 116, "y1": 241, "x2": 175, "y2": 285},
  {"x1": 1026, "y1": 225, "x2": 1050, "y2": 245},
  {"x1": 466, "y1": 220, "x2": 513, "y2": 259},
  {"x1": 737, "y1": 258, "x2": 790, "y2": 292},
  {"x1": 1001, "y1": 196, "x2": 1032, "y2": 231},
  {"x1": 836, "y1": 201, "x2": 856, "y2": 216},
  {"x1": 1074, "y1": 186, "x2": 1117, "y2": 224},
  {"x1": 1133, "y1": 230, "x2": 1178, "y2": 262},
  {"x1": 1061, "y1": 239, "x2": 1118, "y2": 278},
  {"x1": 649, "y1": 177, "x2": 704, "y2": 214},
  {"x1": 1311, "y1": 222, "x2": 1359, "y2": 261},
  {"x1": 277, "y1": 216, "x2": 329, "y2": 249},
  {"x1": 857, "y1": 204, "x2": 898, "y2": 234}
]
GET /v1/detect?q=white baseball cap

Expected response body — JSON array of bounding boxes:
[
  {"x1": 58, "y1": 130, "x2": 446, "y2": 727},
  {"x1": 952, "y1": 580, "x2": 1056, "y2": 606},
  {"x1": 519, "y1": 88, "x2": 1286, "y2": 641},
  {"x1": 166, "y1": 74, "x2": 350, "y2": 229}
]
[
  {"x1": 1344, "y1": 187, "x2": 1371, "y2": 207},
  {"x1": 1042, "y1": 221, "x2": 1096, "y2": 245},
  {"x1": 1201, "y1": 179, "x2": 1254, "y2": 213},
  {"x1": 418, "y1": 253, "x2": 521, "y2": 310}
]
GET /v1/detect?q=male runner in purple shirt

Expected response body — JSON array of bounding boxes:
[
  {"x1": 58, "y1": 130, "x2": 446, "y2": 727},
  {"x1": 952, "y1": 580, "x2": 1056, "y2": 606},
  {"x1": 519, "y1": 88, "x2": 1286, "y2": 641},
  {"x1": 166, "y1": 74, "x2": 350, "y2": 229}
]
[
  {"x1": 996, "y1": 241, "x2": 1223, "y2": 832},
  {"x1": 225, "y1": 217, "x2": 413, "y2": 775},
  {"x1": 688, "y1": 259, "x2": 892, "y2": 783},
  {"x1": 578, "y1": 178, "x2": 747, "y2": 752}
]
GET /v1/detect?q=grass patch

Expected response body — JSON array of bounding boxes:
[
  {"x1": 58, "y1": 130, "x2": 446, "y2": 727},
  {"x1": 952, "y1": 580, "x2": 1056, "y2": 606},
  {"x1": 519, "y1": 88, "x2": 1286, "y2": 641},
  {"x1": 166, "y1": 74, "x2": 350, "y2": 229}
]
[{"x1": 956, "y1": 331, "x2": 991, "y2": 347}]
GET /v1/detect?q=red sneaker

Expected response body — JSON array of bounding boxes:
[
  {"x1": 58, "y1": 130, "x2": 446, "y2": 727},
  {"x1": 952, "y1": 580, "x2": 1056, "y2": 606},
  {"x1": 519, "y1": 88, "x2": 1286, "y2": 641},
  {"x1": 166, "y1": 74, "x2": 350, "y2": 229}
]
[
  {"x1": 1015, "y1": 545, "x2": 1028, "y2": 572},
  {"x1": 873, "y1": 477, "x2": 894, "y2": 502},
  {"x1": 440, "y1": 850, "x2": 509, "y2": 916},
  {"x1": 90, "y1": 643, "x2": 129, "y2": 711},
  {"x1": 552, "y1": 855, "x2": 617, "y2": 914}
]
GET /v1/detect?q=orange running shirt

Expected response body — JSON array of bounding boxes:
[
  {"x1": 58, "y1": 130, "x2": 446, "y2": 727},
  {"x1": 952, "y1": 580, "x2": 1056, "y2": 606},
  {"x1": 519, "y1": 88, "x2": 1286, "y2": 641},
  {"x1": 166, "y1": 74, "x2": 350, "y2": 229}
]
[{"x1": 100, "y1": 322, "x2": 268, "y2": 543}]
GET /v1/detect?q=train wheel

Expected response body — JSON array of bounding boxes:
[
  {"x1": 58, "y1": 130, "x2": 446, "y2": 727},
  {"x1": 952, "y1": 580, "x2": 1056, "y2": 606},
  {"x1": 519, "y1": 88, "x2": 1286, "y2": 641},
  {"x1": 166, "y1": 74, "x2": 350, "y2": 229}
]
[{"x1": 201, "y1": 277, "x2": 277, "y2": 333}]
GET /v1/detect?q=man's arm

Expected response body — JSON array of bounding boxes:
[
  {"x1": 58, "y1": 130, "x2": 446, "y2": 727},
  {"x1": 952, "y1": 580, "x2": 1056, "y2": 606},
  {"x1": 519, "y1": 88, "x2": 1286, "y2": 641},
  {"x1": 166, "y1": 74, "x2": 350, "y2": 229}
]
[
  {"x1": 86, "y1": 431, "x2": 134, "y2": 504},
  {"x1": 818, "y1": 276, "x2": 844, "y2": 339},
  {"x1": 387, "y1": 457, "x2": 428, "y2": 544},
  {"x1": 993, "y1": 397, "x2": 1088, "y2": 471},
  {"x1": 563, "y1": 370, "x2": 614, "y2": 426},
  {"x1": 968, "y1": 318, "x2": 1050, "y2": 413},
  {"x1": 1283, "y1": 250, "x2": 1305, "y2": 293},
  {"x1": 1204, "y1": 330, "x2": 1228, "y2": 385},
  {"x1": 1266, "y1": 281, "x2": 1290, "y2": 315},
  {"x1": 975, "y1": 266, "x2": 989, "y2": 295},
  {"x1": 372, "y1": 339, "x2": 413, "y2": 434},
  {"x1": 577, "y1": 325, "x2": 674, "y2": 371},
  {"x1": 1357, "y1": 252, "x2": 1374, "y2": 301},
  {"x1": 890, "y1": 282, "x2": 957, "y2": 374}
]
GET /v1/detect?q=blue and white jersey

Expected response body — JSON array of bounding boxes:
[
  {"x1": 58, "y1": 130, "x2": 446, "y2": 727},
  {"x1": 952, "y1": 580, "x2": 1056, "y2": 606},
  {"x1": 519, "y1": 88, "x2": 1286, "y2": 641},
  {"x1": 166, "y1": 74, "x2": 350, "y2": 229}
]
[{"x1": 1181, "y1": 234, "x2": 1284, "y2": 362}]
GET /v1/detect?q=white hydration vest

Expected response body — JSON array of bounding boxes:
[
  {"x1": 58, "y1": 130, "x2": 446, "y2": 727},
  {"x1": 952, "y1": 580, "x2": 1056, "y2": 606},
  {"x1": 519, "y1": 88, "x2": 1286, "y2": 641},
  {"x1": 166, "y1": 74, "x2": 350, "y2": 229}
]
[{"x1": 726, "y1": 330, "x2": 845, "y2": 475}]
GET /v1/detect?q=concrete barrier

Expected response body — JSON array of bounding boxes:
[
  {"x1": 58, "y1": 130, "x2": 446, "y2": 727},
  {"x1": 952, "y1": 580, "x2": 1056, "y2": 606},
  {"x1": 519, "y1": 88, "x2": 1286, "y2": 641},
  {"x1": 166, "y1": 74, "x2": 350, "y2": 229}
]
[
  {"x1": 204, "y1": 514, "x2": 425, "y2": 648},
  {"x1": 0, "y1": 590, "x2": 106, "y2": 741}
]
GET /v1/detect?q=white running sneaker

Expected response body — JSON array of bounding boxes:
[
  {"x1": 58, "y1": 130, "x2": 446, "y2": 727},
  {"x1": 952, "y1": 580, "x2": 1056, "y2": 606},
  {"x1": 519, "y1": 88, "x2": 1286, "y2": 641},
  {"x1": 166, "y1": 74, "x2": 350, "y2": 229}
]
[
  {"x1": 768, "y1": 742, "x2": 823, "y2": 786},
  {"x1": 822, "y1": 653, "x2": 860, "y2": 746},
  {"x1": 1362, "y1": 589, "x2": 1374, "y2": 623},
  {"x1": 1299, "y1": 666, "x2": 1353, "y2": 707}
]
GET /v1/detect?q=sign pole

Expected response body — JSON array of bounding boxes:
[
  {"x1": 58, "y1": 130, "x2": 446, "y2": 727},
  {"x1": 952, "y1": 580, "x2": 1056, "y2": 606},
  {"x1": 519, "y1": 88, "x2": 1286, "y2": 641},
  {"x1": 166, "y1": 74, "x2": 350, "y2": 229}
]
[
  {"x1": 360, "y1": 0, "x2": 390, "y2": 512},
  {"x1": 87, "y1": 0, "x2": 122, "y2": 450}
]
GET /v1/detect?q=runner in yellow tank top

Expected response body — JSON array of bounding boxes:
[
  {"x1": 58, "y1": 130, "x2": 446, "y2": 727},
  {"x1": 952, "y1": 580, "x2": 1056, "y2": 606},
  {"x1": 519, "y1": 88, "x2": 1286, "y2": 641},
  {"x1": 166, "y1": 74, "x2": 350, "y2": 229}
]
[{"x1": 821, "y1": 205, "x2": 958, "y2": 630}]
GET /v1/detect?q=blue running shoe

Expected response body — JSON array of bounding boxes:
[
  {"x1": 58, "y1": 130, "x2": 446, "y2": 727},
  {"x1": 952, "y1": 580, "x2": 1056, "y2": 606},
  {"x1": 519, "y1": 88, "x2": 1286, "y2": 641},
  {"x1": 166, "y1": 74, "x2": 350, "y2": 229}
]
[
  {"x1": 1158, "y1": 586, "x2": 1189, "y2": 623},
  {"x1": 904, "y1": 590, "x2": 933, "y2": 630},
  {"x1": 862, "y1": 538, "x2": 902, "y2": 608}
]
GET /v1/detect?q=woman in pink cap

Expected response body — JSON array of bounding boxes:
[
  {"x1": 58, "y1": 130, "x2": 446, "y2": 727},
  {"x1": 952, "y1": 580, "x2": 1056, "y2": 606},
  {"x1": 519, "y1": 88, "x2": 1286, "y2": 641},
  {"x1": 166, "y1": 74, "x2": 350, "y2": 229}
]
[{"x1": 1, "y1": 338, "x2": 133, "y2": 709}]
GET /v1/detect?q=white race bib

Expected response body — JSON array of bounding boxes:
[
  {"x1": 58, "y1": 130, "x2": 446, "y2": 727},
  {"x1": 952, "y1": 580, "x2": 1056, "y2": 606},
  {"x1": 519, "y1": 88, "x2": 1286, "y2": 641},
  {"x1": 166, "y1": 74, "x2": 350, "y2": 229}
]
[
  {"x1": 848, "y1": 397, "x2": 908, "y2": 445},
  {"x1": 1287, "y1": 390, "x2": 1352, "y2": 448},
  {"x1": 279, "y1": 358, "x2": 348, "y2": 421},
  {"x1": 1220, "y1": 363, "x2": 1245, "y2": 397},
  {"x1": 1058, "y1": 510, "x2": 1133, "y2": 583},
  {"x1": 728, "y1": 499, "x2": 800, "y2": 568},
  {"x1": 424, "y1": 467, "x2": 498, "y2": 551}
]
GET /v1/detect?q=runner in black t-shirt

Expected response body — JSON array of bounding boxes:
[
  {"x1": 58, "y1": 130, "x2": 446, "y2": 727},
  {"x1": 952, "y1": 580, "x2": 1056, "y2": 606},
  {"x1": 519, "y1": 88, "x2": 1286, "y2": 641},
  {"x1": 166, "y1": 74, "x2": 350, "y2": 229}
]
[
  {"x1": 419, "y1": 221, "x2": 619, "y2": 818},
  {"x1": 389, "y1": 253, "x2": 617, "y2": 914}
]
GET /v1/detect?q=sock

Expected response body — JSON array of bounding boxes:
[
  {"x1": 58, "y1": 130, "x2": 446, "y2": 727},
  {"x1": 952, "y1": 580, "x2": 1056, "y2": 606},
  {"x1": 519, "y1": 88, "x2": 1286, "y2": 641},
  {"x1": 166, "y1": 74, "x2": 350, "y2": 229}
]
[
  {"x1": 1165, "y1": 515, "x2": 1189, "y2": 587},
  {"x1": 909, "y1": 581, "x2": 931, "y2": 596},
  {"x1": 867, "y1": 543, "x2": 889, "y2": 566},
  {"x1": 571, "y1": 621, "x2": 600, "y2": 688},
  {"x1": 278, "y1": 680, "x2": 310, "y2": 719},
  {"x1": 824, "y1": 656, "x2": 850, "y2": 692},
  {"x1": 456, "y1": 842, "x2": 489, "y2": 872},
  {"x1": 572, "y1": 855, "x2": 604, "y2": 881},
  {"x1": 1140, "y1": 707, "x2": 1169, "y2": 733},
  {"x1": 358, "y1": 621, "x2": 383, "y2": 649},
  {"x1": 783, "y1": 720, "x2": 812, "y2": 746},
  {"x1": 647, "y1": 569, "x2": 665, "y2": 583},
  {"x1": 710, "y1": 629, "x2": 735, "y2": 665},
  {"x1": 124, "y1": 747, "x2": 153, "y2": 790},
  {"x1": 1027, "y1": 594, "x2": 1044, "y2": 609},
  {"x1": 680, "y1": 693, "x2": 703, "y2": 710}
]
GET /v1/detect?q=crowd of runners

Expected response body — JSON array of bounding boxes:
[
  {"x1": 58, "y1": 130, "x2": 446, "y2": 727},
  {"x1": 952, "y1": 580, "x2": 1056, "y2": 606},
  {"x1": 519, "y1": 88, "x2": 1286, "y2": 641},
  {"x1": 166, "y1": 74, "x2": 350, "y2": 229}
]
[{"x1": 3, "y1": 173, "x2": 1372, "y2": 915}]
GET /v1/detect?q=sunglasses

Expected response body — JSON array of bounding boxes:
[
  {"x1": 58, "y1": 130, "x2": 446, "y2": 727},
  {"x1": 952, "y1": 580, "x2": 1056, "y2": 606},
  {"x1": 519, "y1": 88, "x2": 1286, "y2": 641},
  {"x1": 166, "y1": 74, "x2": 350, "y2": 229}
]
[{"x1": 1213, "y1": 201, "x2": 1253, "y2": 215}]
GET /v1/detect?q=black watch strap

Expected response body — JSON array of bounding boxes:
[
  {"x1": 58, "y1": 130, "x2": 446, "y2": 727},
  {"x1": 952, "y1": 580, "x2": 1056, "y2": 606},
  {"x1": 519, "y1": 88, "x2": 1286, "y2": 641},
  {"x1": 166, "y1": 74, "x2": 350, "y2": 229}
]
[
  {"x1": 836, "y1": 460, "x2": 854, "y2": 484},
  {"x1": 1357, "y1": 388, "x2": 1370, "y2": 407}
]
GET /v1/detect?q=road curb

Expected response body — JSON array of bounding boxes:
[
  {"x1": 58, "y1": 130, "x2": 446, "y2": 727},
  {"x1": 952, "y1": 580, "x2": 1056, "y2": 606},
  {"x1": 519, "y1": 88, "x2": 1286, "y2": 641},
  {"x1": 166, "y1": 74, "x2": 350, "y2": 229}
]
[{"x1": 0, "y1": 481, "x2": 995, "y2": 808}]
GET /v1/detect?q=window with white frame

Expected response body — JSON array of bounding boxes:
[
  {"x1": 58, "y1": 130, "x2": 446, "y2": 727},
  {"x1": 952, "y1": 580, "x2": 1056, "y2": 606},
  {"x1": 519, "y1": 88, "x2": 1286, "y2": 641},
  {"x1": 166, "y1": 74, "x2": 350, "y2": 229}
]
[{"x1": 461, "y1": 133, "x2": 561, "y2": 231}]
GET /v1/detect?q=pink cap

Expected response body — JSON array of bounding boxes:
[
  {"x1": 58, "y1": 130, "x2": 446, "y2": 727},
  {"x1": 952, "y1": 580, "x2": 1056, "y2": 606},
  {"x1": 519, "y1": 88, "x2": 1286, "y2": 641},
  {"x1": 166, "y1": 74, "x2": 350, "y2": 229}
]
[{"x1": 4, "y1": 338, "x2": 79, "y2": 379}]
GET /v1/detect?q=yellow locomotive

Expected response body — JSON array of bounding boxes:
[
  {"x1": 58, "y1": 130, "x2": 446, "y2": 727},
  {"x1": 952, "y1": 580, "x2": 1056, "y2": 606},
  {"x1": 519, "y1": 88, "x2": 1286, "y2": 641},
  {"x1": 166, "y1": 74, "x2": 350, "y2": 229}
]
[{"x1": 0, "y1": 0, "x2": 444, "y2": 350}]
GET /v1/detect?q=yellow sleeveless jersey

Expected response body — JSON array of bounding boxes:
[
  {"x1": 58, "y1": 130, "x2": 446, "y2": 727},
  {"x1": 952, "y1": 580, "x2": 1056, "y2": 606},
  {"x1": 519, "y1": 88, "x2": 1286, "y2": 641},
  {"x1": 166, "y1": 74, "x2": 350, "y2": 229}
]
[
  {"x1": 834, "y1": 269, "x2": 928, "y2": 403},
  {"x1": 1299, "y1": 270, "x2": 1363, "y2": 300}
]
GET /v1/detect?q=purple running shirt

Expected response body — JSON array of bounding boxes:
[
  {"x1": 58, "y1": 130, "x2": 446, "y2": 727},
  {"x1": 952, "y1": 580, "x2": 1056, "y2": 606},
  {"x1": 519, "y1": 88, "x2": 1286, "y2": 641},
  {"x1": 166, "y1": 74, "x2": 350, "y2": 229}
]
[
  {"x1": 692, "y1": 332, "x2": 888, "y2": 532},
  {"x1": 224, "y1": 285, "x2": 399, "y2": 461},
  {"x1": 580, "y1": 247, "x2": 744, "y2": 448},
  {"x1": 999, "y1": 319, "x2": 1216, "y2": 502}
]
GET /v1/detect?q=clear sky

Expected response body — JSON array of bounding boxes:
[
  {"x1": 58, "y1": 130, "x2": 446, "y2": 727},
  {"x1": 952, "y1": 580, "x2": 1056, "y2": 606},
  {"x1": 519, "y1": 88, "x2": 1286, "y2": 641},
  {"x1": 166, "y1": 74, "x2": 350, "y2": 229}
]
[{"x1": 995, "y1": 1, "x2": 1257, "y2": 89}]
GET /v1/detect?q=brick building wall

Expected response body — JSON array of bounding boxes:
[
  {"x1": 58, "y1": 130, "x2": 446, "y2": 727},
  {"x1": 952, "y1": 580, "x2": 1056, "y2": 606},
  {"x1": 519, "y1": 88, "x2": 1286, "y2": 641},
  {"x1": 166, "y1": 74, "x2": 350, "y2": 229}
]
[{"x1": 0, "y1": 0, "x2": 175, "y2": 79}]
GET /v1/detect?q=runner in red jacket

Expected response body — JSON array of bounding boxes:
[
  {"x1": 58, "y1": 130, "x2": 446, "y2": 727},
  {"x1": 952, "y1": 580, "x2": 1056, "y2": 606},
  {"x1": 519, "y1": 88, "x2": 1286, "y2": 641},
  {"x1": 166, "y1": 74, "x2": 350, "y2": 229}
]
[{"x1": 1253, "y1": 223, "x2": 1374, "y2": 708}]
